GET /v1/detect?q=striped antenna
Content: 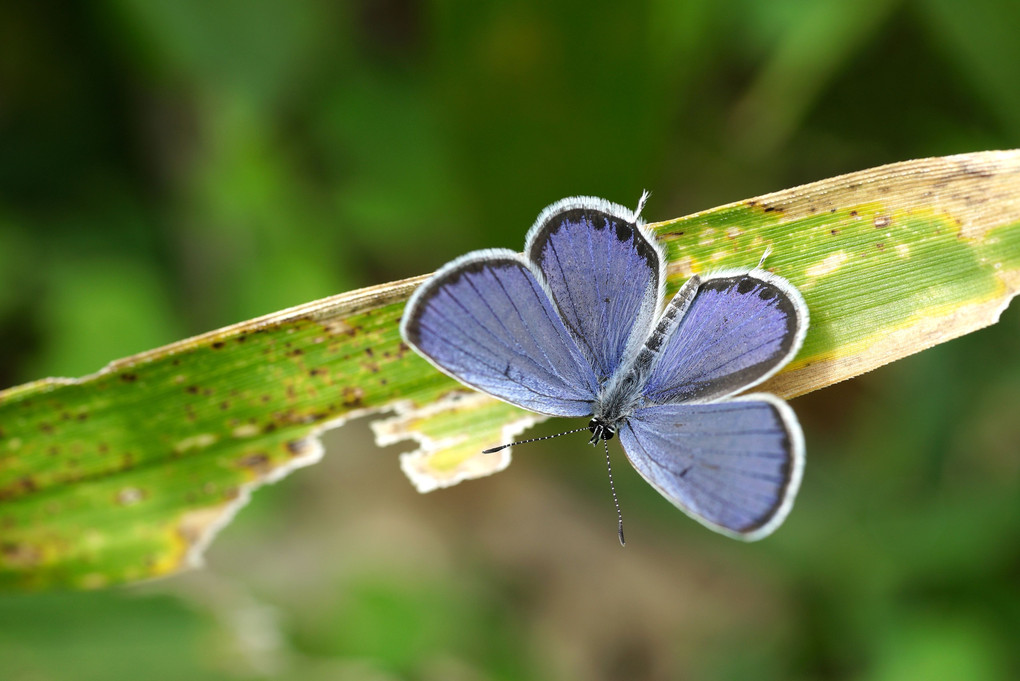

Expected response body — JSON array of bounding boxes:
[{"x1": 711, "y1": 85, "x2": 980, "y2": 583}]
[
  {"x1": 604, "y1": 437, "x2": 625, "y2": 546},
  {"x1": 482, "y1": 426, "x2": 590, "y2": 454}
]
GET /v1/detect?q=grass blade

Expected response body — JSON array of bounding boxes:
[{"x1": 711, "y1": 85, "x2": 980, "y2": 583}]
[{"x1": 1, "y1": 150, "x2": 1018, "y2": 589}]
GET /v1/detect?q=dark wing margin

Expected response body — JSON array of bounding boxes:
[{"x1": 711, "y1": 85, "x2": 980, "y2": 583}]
[
  {"x1": 525, "y1": 196, "x2": 664, "y2": 385},
  {"x1": 400, "y1": 249, "x2": 599, "y2": 417},
  {"x1": 641, "y1": 269, "x2": 808, "y2": 404},
  {"x1": 619, "y1": 395, "x2": 804, "y2": 540}
]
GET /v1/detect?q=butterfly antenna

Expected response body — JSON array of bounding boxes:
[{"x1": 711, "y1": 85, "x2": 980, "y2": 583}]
[
  {"x1": 482, "y1": 426, "x2": 590, "y2": 454},
  {"x1": 633, "y1": 190, "x2": 650, "y2": 222},
  {"x1": 604, "y1": 438, "x2": 626, "y2": 546},
  {"x1": 757, "y1": 244, "x2": 773, "y2": 269}
]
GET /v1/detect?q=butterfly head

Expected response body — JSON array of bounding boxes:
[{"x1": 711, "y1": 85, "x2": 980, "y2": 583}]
[{"x1": 587, "y1": 417, "x2": 616, "y2": 446}]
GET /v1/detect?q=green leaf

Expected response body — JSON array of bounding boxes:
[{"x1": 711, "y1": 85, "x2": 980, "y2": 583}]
[{"x1": 2, "y1": 150, "x2": 1019, "y2": 590}]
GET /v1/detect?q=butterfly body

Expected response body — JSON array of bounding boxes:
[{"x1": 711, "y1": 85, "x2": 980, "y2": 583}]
[{"x1": 401, "y1": 195, "x2": 808, "y2": 541}]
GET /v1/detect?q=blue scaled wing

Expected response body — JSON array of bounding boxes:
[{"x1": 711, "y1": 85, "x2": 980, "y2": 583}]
[
  {"x1": 641, "y1": 270, "x2": 808, "y2": 404},
  {"x1": 525, "y1": 197, "x2": 664, "y2": 385},
  {"x1": 619, "y1": 395, "x2": 804, "y2": 540},
  {"x1": 400, "y1": 249, "x2": 599, "y2": 417}
]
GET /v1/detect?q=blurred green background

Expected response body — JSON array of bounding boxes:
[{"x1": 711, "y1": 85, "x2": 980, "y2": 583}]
[{"x1": 2, "y1": 0, "x2": 1020, "y2": 679}]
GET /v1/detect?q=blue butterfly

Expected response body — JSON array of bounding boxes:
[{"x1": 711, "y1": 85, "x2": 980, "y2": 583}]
[{"x1": 400, "y1": 194, "x2": 808, "y2": 542}]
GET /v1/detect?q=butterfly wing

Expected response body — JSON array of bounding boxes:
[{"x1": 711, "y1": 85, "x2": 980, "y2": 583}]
[
  {"x1": 619, "y1": 395, "x2": 804, "y2": 540},
  {"x1": 641, "y1": 270, "x2": 808, "y2": 404},
  {"x1": 401, "y1": 249, "x2": 599, "y2": 416},
  {"x1": 525, "y1": 197, "x2": 663, "y2": 384}
]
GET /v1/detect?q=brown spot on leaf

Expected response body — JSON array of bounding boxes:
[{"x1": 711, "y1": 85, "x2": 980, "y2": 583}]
[
  {"x1": 874, "y1": 215, "x2": 891, "y2": 228},
  {"x1": 211, "y1": 341, "x2": 226, "y2": 350},
  {"x1": 0, "y1": 477, "x2": 37, "y2": 501},
  {"x1": 342, "y1": 386, "x2": 365, "y2": 407},
  {"x1": 1, "y1": 542, "x2": 42, "y2": 568},
  {"x1": 237, "y1": 453, "x2": 272, "y2": 474},
  {"x1": 286, "y1": 439, "x2": 313, "y2": 458},
  {"x1": 120, "y1": 373, "x2": 138, "y2": 382}
]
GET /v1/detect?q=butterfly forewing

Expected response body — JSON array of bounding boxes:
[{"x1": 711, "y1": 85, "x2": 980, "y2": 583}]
[
  {"x1": 641, "y1": 271, "x2": 807, "y2": 404},
  {"x1": 618, "y1": 395, "x2": 804, "y2": 540},
  {"x1": 401, "y1": 250, "x2": 599, "y2": 416},
  {"x1": 526, "y1": 199, "x2": 663, "y2": 384}
]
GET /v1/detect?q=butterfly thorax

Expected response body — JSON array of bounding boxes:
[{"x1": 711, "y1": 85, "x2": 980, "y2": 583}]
[{"x1": 590, "y1": 366, "x2": 648, "y2": 440}]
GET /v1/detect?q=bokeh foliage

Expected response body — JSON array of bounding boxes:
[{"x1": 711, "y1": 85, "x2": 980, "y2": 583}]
[{"x1": 1, "y1": 0, "x2": 1020, "y2": 680}]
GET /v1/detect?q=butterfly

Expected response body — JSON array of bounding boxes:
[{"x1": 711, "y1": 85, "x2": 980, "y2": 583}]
[{"x1": 400, "y1": 194, "x2": 808, "y2": 543}]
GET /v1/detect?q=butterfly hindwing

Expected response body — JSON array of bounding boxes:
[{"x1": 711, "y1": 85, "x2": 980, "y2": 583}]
[
  {"x1": 618, "y1": 395, "x2": 804, "y2": 540},
  {"x1": 401, "y1": 249, "x2": 599, "y2": 416},
  {"x1": 525, "y1": 197, "x2": 663, "y2": 384},
  {"x1": 641, "y1": 270, "x2": 808, "y2": 404}
]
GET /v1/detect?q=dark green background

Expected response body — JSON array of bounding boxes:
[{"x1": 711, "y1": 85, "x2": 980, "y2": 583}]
[{"x1": 2, "y1": 1, "x2": 1019, "y2": 679}]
